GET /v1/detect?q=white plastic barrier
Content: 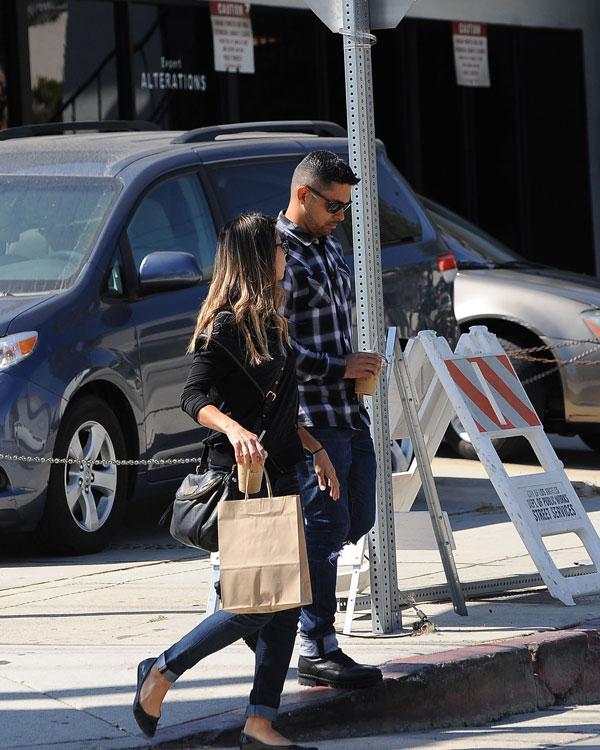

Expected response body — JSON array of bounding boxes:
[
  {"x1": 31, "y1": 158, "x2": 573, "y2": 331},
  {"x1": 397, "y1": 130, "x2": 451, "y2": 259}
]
[{"x1": 418, "y1": 326, "x2": 600, "y2": 606}]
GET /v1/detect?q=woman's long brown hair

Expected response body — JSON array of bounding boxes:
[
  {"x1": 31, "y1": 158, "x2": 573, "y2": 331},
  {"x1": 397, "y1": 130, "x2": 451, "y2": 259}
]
[{"x1": 188, "y1": 213, "x2": 288, "y2": 365}]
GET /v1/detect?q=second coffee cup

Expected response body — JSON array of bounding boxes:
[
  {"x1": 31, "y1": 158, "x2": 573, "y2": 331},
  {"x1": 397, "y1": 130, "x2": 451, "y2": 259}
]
[
  {"x1": 355, "y1": 353, "x2": 386, "y2": 396},
  {"x1": 355, "y1": 372, "x2": 379, "y2": 396}
]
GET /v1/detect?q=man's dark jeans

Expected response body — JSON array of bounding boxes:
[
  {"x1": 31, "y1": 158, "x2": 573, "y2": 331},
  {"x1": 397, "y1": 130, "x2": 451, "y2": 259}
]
[
  {"x1": 155, "y1": 469, "x2": 300, "y2": 720},
  {"x1": 296, "y1": 425, "x2": 376, "y2": 656}
]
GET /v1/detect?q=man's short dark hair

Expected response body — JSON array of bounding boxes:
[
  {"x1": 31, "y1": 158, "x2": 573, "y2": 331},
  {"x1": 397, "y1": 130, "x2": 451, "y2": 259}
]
[{"x1": 292, "y1": 151, "x2": 360, "y2": 189}]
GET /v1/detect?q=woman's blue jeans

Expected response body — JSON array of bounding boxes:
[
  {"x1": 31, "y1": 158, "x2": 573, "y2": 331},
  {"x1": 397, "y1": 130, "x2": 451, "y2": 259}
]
[
  {"x1": 155, "y1": 469, "x2": 300, "y2": 721},
  {"x1": 295, "y1": 425, "x2": 377, "y2": 657}
]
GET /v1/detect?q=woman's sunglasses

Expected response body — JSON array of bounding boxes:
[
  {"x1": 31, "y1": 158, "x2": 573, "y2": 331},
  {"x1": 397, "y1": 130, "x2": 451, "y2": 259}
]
[{"x1": 306, "y1": 185, "x2": 352, "y2": 215}]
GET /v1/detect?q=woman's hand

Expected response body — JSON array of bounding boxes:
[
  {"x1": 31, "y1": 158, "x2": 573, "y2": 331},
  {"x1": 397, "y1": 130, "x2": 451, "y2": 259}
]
[
  {"x1": 313, "y1": 449, "x2": 340, "y2": 501},
  {"x1": 225, "y1": 423, "x2": 267, "y2": 465}
]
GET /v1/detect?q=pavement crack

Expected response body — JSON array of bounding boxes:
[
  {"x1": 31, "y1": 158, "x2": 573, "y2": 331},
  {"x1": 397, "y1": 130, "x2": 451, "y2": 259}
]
[
  {"x1": 0, "y1": 561, "x2": 209, "y2": 612},
  {"x1": 0, "y1": 672, "x2": 135, "y2": 738},
  {"x1": 0, "y1": 555, "x2": 208, "y2": 598}
]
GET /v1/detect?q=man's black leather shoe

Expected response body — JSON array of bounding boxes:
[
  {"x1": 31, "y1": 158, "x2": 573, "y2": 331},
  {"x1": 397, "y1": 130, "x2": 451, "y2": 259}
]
[{"x1": 297, "y1": 649, "x2": 382, "y2": 689}]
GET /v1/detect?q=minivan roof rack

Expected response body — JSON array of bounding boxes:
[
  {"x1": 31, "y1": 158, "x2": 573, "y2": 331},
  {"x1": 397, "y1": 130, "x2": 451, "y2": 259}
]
[
  {"x1": 0, "y1": 120, "x2": 160, "y2": 141},
  {"x1": 173, "y1": 120, "x2": 347, "y2": 144}
]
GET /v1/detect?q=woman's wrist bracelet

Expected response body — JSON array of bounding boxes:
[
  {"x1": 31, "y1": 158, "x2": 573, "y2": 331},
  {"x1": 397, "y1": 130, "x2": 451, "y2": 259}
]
[{"x1": 311, "y1": 446, "x2": 325, "y2": 456}]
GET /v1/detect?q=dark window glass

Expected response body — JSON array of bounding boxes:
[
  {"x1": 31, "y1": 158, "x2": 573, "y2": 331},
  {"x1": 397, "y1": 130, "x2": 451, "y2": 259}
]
[
  {"x1": 342, "y1": 157, "x2": 422, "y2": 246},
  {"x1": 209, "y1": 159, "x2": 296, "y2": 219},
  {"x1": 0, "y1": 1, "x2": 7, "y2": 129},
  {"x1": 28, "y1": 1, "x2": 116, "y2": 124},
  {"x1": 130, "y1": 3, "x2": 212, "y2": 129},
  {"x1": 127, "y1": 173, "x2": 216, "y2": 278},
  {"x1": 210, "y1": 158, "x2": 354, "y2": 251}
]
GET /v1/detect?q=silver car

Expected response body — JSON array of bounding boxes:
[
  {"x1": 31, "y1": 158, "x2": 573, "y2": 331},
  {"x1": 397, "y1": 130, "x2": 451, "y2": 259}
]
[{"x1": 422, "y1": 197, "x2": 600, "y2": 459}]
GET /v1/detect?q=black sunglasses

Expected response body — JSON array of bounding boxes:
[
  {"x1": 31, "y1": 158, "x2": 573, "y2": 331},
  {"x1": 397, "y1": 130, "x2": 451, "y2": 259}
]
[{"x1": 306, "y1": 185, "x2": 352, "y2": 215}]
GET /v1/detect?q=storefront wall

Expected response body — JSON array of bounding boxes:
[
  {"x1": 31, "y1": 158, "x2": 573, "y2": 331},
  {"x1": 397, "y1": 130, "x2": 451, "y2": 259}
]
[
  {"x1": 22, "y1": 0, "x2": 337, "y2": 128},
  {"x1": 407, "y1": 0, "x2": 600, "y2": 275}
]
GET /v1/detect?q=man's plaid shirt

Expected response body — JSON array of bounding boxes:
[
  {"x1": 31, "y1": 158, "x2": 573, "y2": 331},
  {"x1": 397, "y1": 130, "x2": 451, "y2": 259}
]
[{"x1": 277, "y1": 211, "x2": 368, "y2": 430}]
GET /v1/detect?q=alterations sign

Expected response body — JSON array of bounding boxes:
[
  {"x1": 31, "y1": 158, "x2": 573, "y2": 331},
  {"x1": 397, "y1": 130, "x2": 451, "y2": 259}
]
[
  {"x1": 210, "y1": 1, "x2": 255, "y2": 74},
  {"x1": 452, "y1": 21, "x2": 491, "y2": 88}
]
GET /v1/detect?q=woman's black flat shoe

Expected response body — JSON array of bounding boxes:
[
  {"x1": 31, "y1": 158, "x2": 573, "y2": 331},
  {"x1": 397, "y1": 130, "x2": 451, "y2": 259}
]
[
  {"x1": 239, "y1": 731, "x2": 318, "y2": 750},
  {"x1": 133, "y1": 658, "x2": 160, "y2": 737}
]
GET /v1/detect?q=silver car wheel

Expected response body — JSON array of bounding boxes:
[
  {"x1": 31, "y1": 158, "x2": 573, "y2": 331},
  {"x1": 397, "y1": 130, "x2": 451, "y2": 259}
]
[{"x1": 64, "y1": 420, "x2": 117, "y2": 533}]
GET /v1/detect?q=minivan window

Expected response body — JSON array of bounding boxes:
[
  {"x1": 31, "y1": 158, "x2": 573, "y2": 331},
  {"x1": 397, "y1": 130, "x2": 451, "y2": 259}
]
[
  {"x1": 209, "y1": 159, "x2": 295, "y2": 218},
  {"x1": 127, "y1": 172, "x2": 216, "y2": 278},
  {"x1": 209, "y1": 156, "x2": 421, "y2": 252},
  {"x1": 0, "y1": 176, "x2": 118, "y2": 294},
  {"x1": 209, "y1": 158, "x2": 354, "y2": 251},
  {"x1": 370, "y1": 157, "x2": 422, "y2": 246}
]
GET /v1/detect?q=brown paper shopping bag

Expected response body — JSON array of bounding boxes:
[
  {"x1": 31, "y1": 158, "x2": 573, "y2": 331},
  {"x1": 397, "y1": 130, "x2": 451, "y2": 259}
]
[{"x1": 217, "y1": 489, "x2": 312, "y2": 614}]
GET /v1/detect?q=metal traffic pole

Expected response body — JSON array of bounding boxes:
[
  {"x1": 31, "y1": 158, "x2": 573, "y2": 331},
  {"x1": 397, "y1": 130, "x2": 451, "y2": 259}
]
[
  {"x1": 341, "y1": 0, "x2": 401, "y2": 634},
  {"x1": 303, "y1": 0, "x2": 416, "y2": 634}
]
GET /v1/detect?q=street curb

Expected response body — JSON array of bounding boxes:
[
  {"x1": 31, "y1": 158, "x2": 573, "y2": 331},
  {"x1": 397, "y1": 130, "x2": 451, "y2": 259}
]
[{"x1": 147, "y1": 618, "x2": 600, "y2": 748}]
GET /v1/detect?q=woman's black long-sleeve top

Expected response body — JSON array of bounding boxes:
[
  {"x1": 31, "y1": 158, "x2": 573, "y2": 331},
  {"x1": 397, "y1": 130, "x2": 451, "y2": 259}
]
[{"x1": 180, "y1": 311, "x2": 305, "y2": 473}]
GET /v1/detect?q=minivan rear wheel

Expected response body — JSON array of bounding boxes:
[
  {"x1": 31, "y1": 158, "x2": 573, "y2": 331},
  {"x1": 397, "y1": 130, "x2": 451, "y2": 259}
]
[
  {"x1": 36, "y1": 396, "x2": 128, "y2": 555},
  {"x1": 444, "y1": 335, "x2": 545, "y2": 461}
]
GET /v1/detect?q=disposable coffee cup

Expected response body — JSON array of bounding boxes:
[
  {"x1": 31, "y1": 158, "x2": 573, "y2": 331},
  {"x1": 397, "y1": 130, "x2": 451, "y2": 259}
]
[
  {"x1": 237, "y1": 460, "x2": 264, "y2": 494},
  {"x1": 355, "y1": 353, "x2": 386, "y2": 397},
  {"x1": 355, "y1": 372, "x2": 379, "y2": 396}
]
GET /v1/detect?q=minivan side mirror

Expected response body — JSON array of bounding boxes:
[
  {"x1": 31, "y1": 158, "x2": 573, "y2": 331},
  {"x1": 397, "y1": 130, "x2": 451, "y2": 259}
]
[{"x1": 138, "y1": 251, "x2": 202, "y2": 292}]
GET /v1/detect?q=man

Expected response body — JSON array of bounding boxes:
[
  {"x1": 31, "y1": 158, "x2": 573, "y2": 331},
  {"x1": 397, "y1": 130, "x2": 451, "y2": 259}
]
[{"x1": 277, "y1": 151, "x2": 383, "y2": 689}]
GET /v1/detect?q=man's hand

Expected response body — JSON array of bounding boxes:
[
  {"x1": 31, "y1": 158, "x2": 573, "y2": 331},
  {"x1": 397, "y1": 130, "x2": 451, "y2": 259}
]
[
  {"x1": 343, "y1": 352, "x2": 383, "y2": 379},
  {"x1": 313, "y1": 449, "x2": 340, "y2": 501}
]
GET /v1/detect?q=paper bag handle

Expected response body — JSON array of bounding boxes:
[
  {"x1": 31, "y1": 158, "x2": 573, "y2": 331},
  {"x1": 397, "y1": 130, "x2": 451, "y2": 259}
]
[{"x1": 244, "y1": 468, "x2": 273, "y2": 500}]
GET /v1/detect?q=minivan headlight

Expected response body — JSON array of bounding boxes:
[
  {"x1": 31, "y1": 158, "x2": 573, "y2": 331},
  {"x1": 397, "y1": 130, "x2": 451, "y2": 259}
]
[{"x1": 0, "y1": 332, "x2": 38, "y2": 370}]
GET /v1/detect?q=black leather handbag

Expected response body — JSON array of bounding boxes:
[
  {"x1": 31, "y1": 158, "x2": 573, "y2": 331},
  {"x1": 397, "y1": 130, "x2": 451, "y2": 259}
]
[
  {"x1": 168, "y1": 465, "x2": 235, "y2": 552},
  {"x1": 164, "y1": 337, "x2": 285, "y2": 552}
]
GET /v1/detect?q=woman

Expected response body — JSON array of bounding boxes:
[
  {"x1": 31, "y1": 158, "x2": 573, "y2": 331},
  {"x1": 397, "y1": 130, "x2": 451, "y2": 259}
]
[{"x1": 133, "y1": 213, "x2": 339, "y2": 750}]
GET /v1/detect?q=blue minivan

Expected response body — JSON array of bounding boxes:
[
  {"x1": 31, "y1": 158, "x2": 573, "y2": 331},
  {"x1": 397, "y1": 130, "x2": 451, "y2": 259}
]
[{"x1": 0, "y1": 121, "x2": 458, "y2": 554}]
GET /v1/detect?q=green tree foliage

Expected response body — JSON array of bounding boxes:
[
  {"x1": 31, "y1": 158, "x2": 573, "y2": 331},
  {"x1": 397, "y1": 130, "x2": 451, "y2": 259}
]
[{"x1": 32, "y1": 76, "x2": 63, "y2": 123}]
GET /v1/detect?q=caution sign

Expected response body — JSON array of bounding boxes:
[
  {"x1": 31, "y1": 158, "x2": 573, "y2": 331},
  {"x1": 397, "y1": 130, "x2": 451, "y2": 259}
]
[
  {"x1": 519, "y1": 483, "x2": 581, "y2": 525},
  {"x1": 452, "y1": 21, "x2": 491, "y2": 88},
  {"x1": 210, "y1": 1, "x2": 255, "y2": 74},
  {"x1": 445, "y1": 354, "x2": 541, "y2": 434}
]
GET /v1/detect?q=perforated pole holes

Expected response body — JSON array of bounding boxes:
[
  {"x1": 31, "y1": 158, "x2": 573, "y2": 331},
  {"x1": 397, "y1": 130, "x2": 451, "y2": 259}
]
[{"x1": 343, "y1": 0, "x2": 400, "y2": 633}]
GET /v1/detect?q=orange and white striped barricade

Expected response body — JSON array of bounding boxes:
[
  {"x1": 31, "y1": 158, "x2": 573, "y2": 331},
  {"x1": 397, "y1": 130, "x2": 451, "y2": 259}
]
[{"x1": 419, "y1": 325, "x2": 600, "y2": 606}]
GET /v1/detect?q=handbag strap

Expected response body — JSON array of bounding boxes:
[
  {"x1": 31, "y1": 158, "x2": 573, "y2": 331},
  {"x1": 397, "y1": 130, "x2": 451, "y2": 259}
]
[{"x1": 204, "y1": 335, "x2": 287, "y2": 435}]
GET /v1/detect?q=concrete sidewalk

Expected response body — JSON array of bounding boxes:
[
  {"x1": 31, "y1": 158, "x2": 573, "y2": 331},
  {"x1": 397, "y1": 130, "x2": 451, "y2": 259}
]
[{"x1": 3, "y1": 440, "x2": 600, "y2": 749}]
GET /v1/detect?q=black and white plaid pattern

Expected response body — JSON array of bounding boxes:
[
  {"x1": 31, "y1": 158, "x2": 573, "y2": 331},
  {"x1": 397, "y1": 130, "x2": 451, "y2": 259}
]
[{"x1": 277, "y1": 211, "x2": 368, "y2": 429}]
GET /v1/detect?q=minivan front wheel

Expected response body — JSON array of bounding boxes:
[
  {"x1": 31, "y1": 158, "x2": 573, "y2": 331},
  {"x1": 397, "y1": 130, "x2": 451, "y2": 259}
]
[{"x1": 37, "y1": 396, "x2": 128, "y2": 555}]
